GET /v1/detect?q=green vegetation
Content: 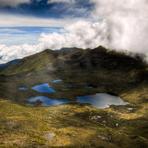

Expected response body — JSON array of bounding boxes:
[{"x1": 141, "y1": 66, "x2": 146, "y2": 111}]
[
  {"x1": 0, "y1": 46, "x2": 148, "y2": 147},
  {"x1": 0, "y1": 87, "x2": 148, "y2": 147}
]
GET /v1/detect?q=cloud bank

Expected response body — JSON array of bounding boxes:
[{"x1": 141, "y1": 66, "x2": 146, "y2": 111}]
[
  {"x1": 0, "y1": 0, "x2": 148, "y2": 63},
  {"x1": 0, "y1": 0, "x2": 30, "y2": 7},
  {"x1": 91, "y1": 0, "x2": 148, "y2": 54}
]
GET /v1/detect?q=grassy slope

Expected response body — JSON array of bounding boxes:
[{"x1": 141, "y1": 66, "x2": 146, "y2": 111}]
[
  {"x1": 0, "y1": 49, "x2": 57, "y2": 75},
  {"x1": 0, "y1": 85, "x2": 148, "y2": 147},
  {"x1": 0, "y1": 47, "x2": 148, "y2": 147},
  {"x1": 0, "y1": 46, "x2": 147, "y2": 76}
]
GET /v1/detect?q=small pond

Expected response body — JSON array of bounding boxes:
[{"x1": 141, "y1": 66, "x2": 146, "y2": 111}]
[
  {"x1": 77, "y1": 93, "x2": 128, "y2": 108},
  {"x1": 28, "y1": 96, "x2": 70, "y2": 106},
  {"x1": 51, "y1": 79, "x2": 63, "y2": 84},
  {"x1": 19, "y1": 86, "x2": 28, "y2": 91},
  {"x1": 32, "y1": 83, "x2": 56, "y2": 93},
  {"x1": 27, "y1": 93, "x2": 128, "y2": 108}
]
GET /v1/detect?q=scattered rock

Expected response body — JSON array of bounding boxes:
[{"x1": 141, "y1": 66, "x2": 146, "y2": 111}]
[
  {"x1": 97, "y1": 115, "x2": 102, "y2": 119},
  {"x1": 44, "y1": 132, "x2": 55, "y2": 140},
  {"x1": 115, "y1": 123, "x2": 119, "y2": 127},
  {"x1": 62, "y1": 112, "x2": 69, "y2": 115},
  {"x1": 128, "y1": 108, "x2": 133, "y2": 111},
  {"x1": 6, "y1": 121, "x2": 18, "y2": 128},
  {"x1": 34, "y1": 100, "x2": 42, "y2": 106},
  {"x1": 98, "y1": 135, "x2": 108, "y2": 141},
  {"x1": 89, "y1": 115, "x2": 102, "y2": 120},
  {"x1": 27, "y1": 73, "x2": 32, "y2": 76},
  {"x1": 102, "y1": 120, "x2": 106, "y2": 124}
]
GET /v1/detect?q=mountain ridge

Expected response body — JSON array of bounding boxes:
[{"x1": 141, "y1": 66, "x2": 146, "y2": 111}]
[{"x1": 0, "y1": 46, "x2": 147, "y2": 76}]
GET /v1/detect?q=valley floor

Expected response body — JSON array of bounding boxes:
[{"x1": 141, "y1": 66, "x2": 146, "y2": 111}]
[{"x1": 0, "y1": 84, "x2": 148, "y2": 148}]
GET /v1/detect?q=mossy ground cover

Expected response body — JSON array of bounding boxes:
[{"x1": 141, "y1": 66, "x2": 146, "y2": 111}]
[
  {"x1": 0, "y1": 83, "x2": 148, "y2": 147},
  {"x1": 0, "y1": 48, "x2": 148, "y2": 147},
  {"x1": 0, "y1": 69, "x2": 147, "y2": 147}
]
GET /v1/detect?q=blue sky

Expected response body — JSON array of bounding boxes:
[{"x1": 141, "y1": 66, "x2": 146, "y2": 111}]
[
  {"x1": 0, "y1": 0, "x2": 101, "y2": 63},
  {"x1": 0, "y1": 27, "x2": 64, "y2": 45},
  {"x1": 0, "y1": 0, "x2": 94, "y2": 45},
  {"x1": 0, "y1": 0, "x2": 93, "y2": 18}
]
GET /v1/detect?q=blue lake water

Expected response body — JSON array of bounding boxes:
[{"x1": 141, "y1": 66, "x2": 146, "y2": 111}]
[
  {"x1": 19, "y1": 86, "x2": 28, "y2": 91},
  {"x1": 51, "y1": 79, "x2": 63, "y2": 84},
  {"x1": 32, "y1": 83, "x2": 56, "y2": 93},
  {"x1": 77, "y1": 93, "x2": 128, "y2": 108},
  {"x1": 28, "y1": 96, "x2": 70, "y2": 106},
  {"x1": 19, "y1": 82, "x2": 128, "y2": 108},
  {"x1": 27, "y1": 93, "x2": 128, "y2": 108}
]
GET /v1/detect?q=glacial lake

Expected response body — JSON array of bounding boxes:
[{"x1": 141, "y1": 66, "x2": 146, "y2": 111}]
[
  {"x1": 32, "y1": 83, "x2": 56, "y2": 93},
  {"x1": 19, "y1": 86, "x2": 28, "y2": 91},
  {"x1": 77, "y1": 93, "x2": 128, "y2": 108},
  {"x1": 51, "y1": 79, "x2": 63, "y2": 84},
  {"x1": 20, "y1": 82, "x2": 128, "y2": 108},
  {"x1": 28, "y1": 96, "x2": 70, "y2": 106},
  {"x1": 27, "y1": 93, "x2": 128, "y2": 108}
]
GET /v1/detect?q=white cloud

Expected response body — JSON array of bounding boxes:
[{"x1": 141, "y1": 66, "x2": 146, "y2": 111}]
[
  {"x1": 0, "y1": 13, "x2": 77, "y2": 27},
  {"x1": 0, "y1": 44, "x2": 44, "y2": 63},
  {"x1": 39, "y1": 20, "x2": 108, "y2": 49},
  {"x1": 91, "y1": 0, "x2": 148, "y2": 53},
  {"x1": 0, "y1": 20, "x2": 108, "y2": 63},
  {"x1": 0, "y1": 0, "x2": 30, "y2": 7},
  {"x1": 0, "y1": 0, "x2": 148, "y2": 63},
  {"x1": 42, "y1": 0, "x2": 148, "y2": 54}
]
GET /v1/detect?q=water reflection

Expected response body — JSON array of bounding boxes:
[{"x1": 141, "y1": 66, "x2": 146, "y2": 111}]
[
  {"x1": 51, "y1": 79, "x2": 63, "y2": 84},
  {"x1": 32, "y1": 83, "x2": 56, "y2": 93},
  {"x1": 19, "y1": 86, "x2": 28, "y2": 91},
  {"x1": 77, "y1": 93, "x2": 128, "y2": 108},
  {"x1": 28, "y1": 96, "x2": 70, "y2": 106}
]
